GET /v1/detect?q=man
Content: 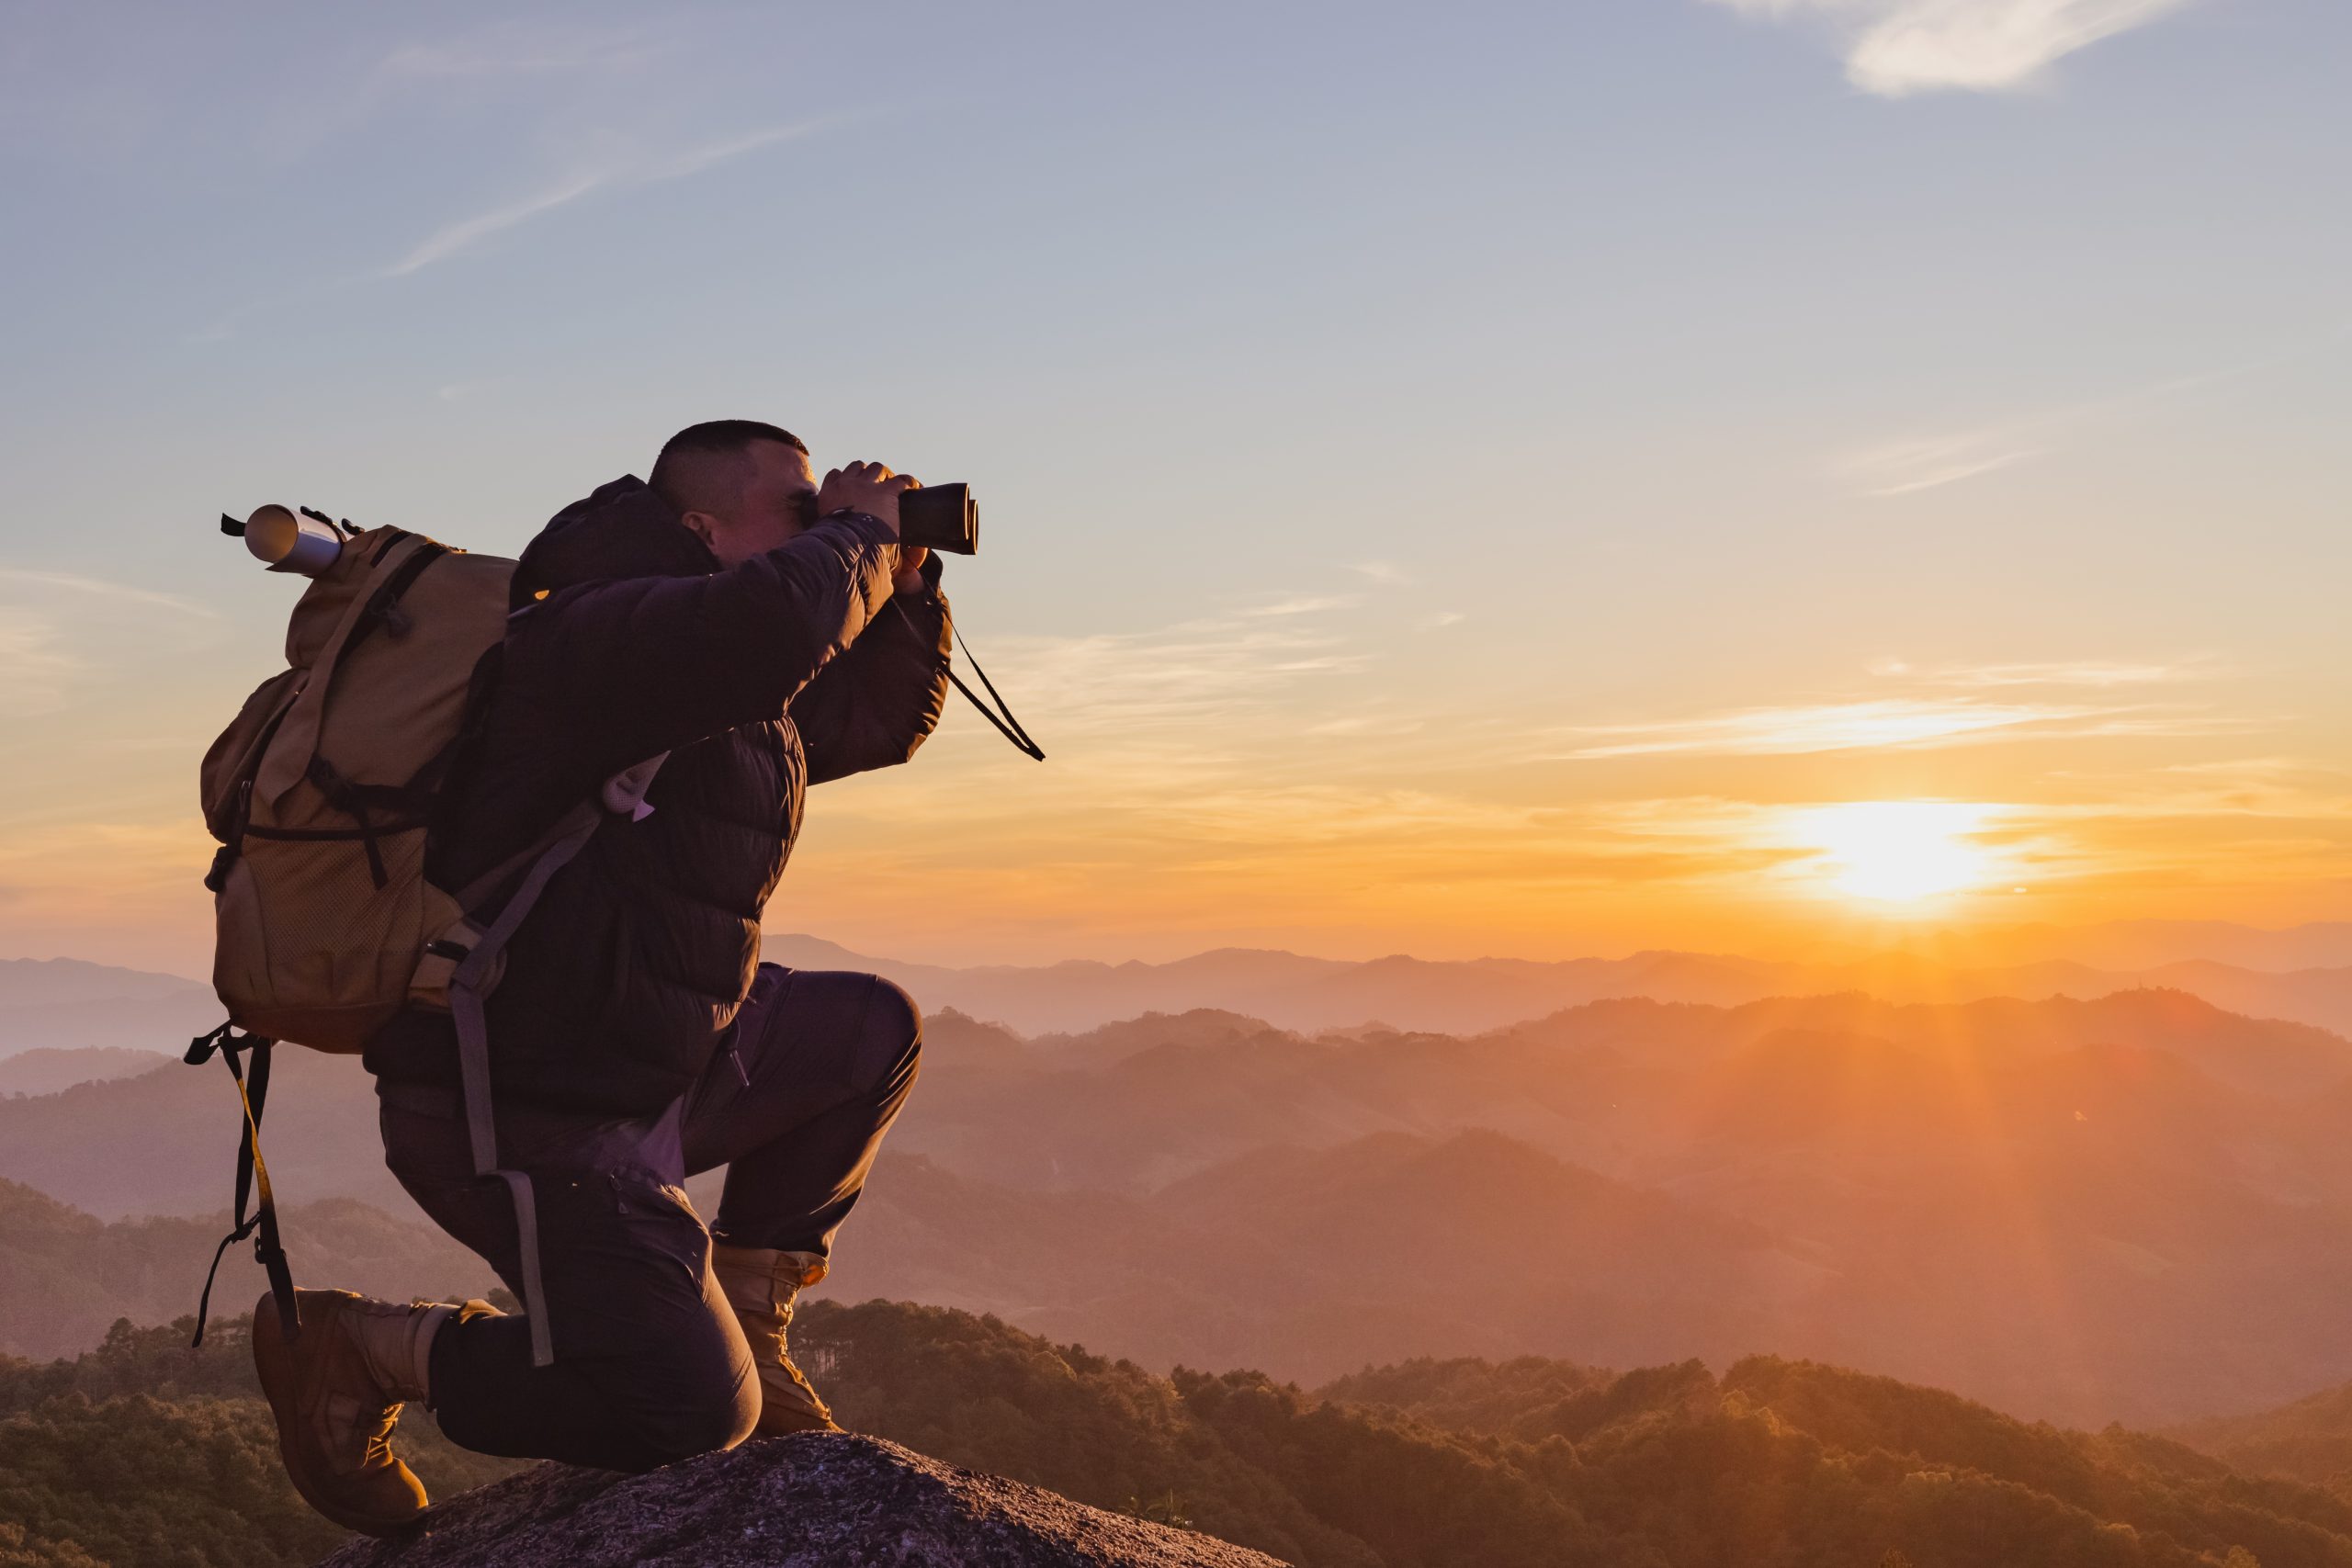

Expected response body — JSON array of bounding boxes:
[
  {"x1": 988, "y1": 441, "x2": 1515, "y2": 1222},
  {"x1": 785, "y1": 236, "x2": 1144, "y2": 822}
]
[{"x1": 248, "y1": 421, "x2": 952, "y2": 1536}]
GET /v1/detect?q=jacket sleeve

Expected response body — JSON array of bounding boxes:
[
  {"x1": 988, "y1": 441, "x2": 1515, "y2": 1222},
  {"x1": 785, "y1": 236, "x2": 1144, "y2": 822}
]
[
  {"x1": 791, "y1": 578, "x2": 954, "y2": 785},
  {"x1": 503, "y1": 514, "x2": 900, "y2": 786}
]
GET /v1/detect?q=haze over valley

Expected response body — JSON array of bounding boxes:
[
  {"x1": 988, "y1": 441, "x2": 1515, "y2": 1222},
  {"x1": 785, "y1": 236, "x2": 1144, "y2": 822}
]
[{"x1": 16, "y1": 920, "x2": 2352, "y2": 1435}]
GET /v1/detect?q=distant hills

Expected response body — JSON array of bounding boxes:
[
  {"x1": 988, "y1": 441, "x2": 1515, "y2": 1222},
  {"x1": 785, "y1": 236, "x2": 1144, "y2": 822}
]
[
  {"x1": 0, "y1": 1045, "x2": 404, "y2": 1220},
  {"x1": 841, "y1": 996, "x2": 2352, "y2": 1424},
  {"x1": 764, "y1": 929, "x2": 2352, "y2": 1037},
  {"x1": 11, "y1": 987, "x2": 2352, "y2": 1427},
  {"x1": 0, "y1": 1046, "x2": 169, "y2": 1098},
  {"x1": 2173, "y1": 1377, "x2": 2352, "y2": 1492},
  {"x1": 14, "y1": 920, "x2": 2352, "y2": 1054},
  {"x1": 0, "y1": 1178, "x2": 494, "y2": 1362},
  {"x1": 0, "y1": 957, "x2": 213, "y2": 1061}
]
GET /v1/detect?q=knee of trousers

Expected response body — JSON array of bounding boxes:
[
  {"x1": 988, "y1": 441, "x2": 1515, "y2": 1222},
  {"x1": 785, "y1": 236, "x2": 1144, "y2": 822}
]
[
  {"x1": 605, "y1": 1336, "x2": 761, "y2": 1469},
  {"x1": 855, "y1": 976, "x2": 923, "y2": 1090}
]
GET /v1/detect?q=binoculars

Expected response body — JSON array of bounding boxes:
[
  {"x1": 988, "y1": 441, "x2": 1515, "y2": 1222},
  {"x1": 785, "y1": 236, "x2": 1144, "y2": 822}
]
[{"x1": 897, "y1": 482, "x2": 979, "y2": 556}]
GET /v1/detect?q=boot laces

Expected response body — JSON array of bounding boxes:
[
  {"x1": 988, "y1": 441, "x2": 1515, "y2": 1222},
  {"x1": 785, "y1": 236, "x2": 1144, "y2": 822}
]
[{"x1": 357, "y1": 1399, "x2": 403, "y2": 1469}]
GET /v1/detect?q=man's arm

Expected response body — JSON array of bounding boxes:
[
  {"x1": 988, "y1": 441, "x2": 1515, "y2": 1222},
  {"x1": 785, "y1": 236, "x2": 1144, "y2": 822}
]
[
  {"x1": 504, "y1": 513, "x2": 901, "y2": 789},
  {"x1": 791, "y1": 559, "x2": 954, "y2": 784}
]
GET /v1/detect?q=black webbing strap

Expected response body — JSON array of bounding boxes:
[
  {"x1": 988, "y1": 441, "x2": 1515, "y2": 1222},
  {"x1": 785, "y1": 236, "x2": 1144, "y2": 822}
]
[
  {"x1": 890, "y1": 601, "x2": 1044, "y2": 761},
  {"x1": 947, "y1": 623, "x2": 1046, "y2": 761},
  {"x1": 187, "y1": 1024, "x2": 299, "y2": 1348}
]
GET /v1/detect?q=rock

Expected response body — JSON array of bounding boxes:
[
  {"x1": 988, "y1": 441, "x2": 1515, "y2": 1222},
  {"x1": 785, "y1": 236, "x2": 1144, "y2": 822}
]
[{"x1": 316, "y1": 1432, "x2": 1290, "y2": 1568}]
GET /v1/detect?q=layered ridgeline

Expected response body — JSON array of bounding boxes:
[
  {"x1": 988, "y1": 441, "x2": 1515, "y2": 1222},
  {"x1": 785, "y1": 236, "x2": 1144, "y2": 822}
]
[
  {"x1": 16, "y1": 930, "x2": 2352, "y2": 1059},
  {"x1": 0, "y1": 960, "x2": 216, "y2": 1059},
  {"x1": 6, "y1": 1301, "x2": 2351, "y2": 1568},
  {"x1": 2174, "y1": 1382, "x2": 2352, "y2": 1495},
  {"x1": 14, "y1": 983, "x2": 2352, "y2": 1427},
  {"x1": 0, "y1": 1179, "x2": 497, "y2": 1363},
  {"x1": 761, "y1": 928, "x2": 2352, "y2": 1038}
]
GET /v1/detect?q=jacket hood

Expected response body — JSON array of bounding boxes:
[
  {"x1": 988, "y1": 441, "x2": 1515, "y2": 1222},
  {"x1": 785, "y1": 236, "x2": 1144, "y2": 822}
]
[{"x1": 512, "y1": 475, "x2": 719, "y2": 611}]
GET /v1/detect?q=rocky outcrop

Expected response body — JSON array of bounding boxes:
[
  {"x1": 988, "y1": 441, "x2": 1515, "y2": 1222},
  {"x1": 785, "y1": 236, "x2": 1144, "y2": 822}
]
[{"x1": 317, "y1": 1432, "x2": 1289, "y2": 1568}]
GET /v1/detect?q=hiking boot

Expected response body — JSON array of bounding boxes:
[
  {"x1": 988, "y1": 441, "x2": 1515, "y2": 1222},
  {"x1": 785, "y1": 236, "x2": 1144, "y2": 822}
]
[
  {"x1": 711, "y1": 1245, "x2": 840, "y2": 1435},
  {"x1": 251, "y1": 1289, "x2": 453, "y2": 1537}
]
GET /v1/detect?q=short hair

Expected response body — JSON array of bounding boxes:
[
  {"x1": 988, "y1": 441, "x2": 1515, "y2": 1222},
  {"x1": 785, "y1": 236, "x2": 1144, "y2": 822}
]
[{"x1": 649, "y1": 419, "x2": 808, "y2": 518}]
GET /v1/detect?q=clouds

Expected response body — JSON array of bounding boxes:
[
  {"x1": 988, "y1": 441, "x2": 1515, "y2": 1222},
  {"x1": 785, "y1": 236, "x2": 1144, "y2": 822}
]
[
  {"x1": 383, "y1": 172, "x2": 611, "y2": 278},
  {"x1": 1709, "y1": 0, "x2": 2204, "y2": 95},
  {"x1": 1836, "y1": 430, "x2": 2039, "y2": 498},
  {"x1": 0, "y1": 571, "x2": 222, "y2": 721},
  {"x1": 379, "y1": 27, "x2": 661, "y2": 80},
  {"x1": 0, "y1": 611, "x2": 79, "y2": 719},
  {"x1": 1833, "y1": 354, "x2": 2291, "y2": 500},
  {"x1": 380, "y1": 122, "x2": 815, "y2": 277},
  {"x1": 1553, "y1": 656, "x2": 2239, "y2": 759},
  {"x1": 1864, "y1": 657, "x2": 2208, "y2": 688},
  {"x1": 0, "y1": 570, "x2": 215, "y2": 620},
  {"x1": 1557, "y1": 697, "x2": 2110, "y2": 758}
]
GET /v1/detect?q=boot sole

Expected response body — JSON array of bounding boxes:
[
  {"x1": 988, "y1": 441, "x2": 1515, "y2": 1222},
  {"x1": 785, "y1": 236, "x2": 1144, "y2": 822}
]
[{"x1": 251, "y1": 1292, "x2": 428, "y2": 1539}]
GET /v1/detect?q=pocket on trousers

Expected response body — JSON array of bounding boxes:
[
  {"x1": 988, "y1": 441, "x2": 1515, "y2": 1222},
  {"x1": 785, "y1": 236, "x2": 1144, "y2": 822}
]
[{"x1": 523, "y1": 1168, "x2": 716, "y2": 1362}]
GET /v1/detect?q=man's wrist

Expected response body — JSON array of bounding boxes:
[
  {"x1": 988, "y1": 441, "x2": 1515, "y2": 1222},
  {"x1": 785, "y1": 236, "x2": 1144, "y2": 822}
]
[{"x1": 894, "y1": 552, "x2": 944, "y2": 597}]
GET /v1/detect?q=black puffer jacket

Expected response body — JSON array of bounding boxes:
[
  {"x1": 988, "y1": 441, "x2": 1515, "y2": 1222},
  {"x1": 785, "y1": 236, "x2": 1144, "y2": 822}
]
[{"x1": 365, "y1": 476, "x2": 951, "y2": 1115}]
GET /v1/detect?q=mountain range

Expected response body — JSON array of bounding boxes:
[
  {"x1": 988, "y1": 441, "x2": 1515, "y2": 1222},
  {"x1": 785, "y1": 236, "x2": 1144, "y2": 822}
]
[
  {"x1": 0, "y1": 958, "x2": 216, "y2": 1060},
  {"x1": 0, "y1": 1177, "x2": 496, "y2": 1362},
  {"x1": 763, "y1": 930, "x2": 2352, "y2": 1038},
  {"x1": 14, "y1": 920, "x2": 2352, "y2": 1055},
  {"x1": 12, "y1": 981, "x2": 2352, "y2": 1429}
]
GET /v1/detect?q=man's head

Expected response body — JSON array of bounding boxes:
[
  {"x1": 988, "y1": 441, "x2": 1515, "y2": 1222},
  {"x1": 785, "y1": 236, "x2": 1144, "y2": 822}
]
[{"x1": 650, "y1": 420, "x2": 818, "y2": 567}]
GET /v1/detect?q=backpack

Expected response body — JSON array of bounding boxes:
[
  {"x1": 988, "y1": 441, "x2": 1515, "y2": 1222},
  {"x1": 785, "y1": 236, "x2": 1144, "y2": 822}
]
[{"x1": 188, "y1": 523, "x2": 612, "y2": 1365}]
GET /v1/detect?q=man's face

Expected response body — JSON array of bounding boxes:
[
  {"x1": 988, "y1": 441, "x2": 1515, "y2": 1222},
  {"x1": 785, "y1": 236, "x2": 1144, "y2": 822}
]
[{"x1": 689, "y1": 440, "x2": 819, "y2": 567}]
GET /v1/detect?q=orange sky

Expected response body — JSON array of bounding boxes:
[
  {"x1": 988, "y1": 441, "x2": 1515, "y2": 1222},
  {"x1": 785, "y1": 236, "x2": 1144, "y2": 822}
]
[{"x1": 2, "y1": 5, "x2": 2347, "y2": 977}]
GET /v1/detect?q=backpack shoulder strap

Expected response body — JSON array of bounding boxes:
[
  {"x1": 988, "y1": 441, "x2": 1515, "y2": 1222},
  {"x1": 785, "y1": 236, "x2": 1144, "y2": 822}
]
[{"x1": 445, "y1": 804, "x2": 601, "y2": 1369}]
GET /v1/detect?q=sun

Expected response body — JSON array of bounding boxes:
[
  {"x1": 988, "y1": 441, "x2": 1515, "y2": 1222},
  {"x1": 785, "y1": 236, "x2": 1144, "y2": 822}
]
[{"x1": 1798, "y1": 801, "x2": 1993, "y2": 904}]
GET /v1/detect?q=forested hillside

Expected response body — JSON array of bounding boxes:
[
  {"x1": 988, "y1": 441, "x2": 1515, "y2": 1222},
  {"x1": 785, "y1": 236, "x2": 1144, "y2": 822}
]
[
  {"x1": 2175, "y1": 1382, "x2": 2352, "y2": 1494},
  {"x1": 3, "y1": 1301, "x2": 2345, "y2": 1568}
]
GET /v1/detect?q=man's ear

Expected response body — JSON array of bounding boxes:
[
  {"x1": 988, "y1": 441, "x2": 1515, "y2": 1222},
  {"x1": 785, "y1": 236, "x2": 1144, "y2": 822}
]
[{"x1": 678, "y1": 511, "x2": 720, "y2": 552}]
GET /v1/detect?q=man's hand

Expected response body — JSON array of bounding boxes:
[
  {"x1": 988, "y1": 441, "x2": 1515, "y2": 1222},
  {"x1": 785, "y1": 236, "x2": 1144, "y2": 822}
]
[{"x1": 816, "y1": 461, "x2": 929, "y2": 592}]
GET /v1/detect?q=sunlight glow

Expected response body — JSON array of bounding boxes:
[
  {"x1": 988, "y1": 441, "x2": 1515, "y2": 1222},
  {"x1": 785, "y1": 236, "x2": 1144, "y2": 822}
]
[{"x1": 1799, "y1": 801, "x2": 1994, "y2": 903}]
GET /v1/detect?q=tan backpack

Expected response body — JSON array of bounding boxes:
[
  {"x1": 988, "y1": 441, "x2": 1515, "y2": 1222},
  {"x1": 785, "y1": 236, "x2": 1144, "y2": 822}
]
[
  {"x1": 192, "y1": 522, "x2": 611, "y2": 1364},
  {"x1": 201, "y1": 526, "x2": 515, "y2": 1046}
]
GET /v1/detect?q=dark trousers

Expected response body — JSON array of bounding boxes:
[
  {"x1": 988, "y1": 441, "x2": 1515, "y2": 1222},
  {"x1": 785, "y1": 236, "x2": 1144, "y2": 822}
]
[{"x1": 378, "y1": 965, "x2": 922, "y2": 1472}]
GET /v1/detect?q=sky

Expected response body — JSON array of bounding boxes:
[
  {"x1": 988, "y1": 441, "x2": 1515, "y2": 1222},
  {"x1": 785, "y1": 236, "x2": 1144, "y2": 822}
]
[{"x1": 1, "y1": 0, "x2": 2346, "y2": 976}]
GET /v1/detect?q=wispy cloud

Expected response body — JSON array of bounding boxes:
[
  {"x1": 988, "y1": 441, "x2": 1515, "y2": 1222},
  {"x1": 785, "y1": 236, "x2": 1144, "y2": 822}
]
[
  {"x1": 380, "y1": 122, "x2": 817, "y2": 278},
  {"x1": 1837, "y1": 430, "x2": 2038, "y2": 497},
  {"x1": 0, "y1": 570, "x2": 225, "y2": 721},
  {"x1": 380, "y1": 28, "x2": 661, "y2": 79},
  {"x1": 965, "y1": 621, "x2": 1362, "y2": 745},
  {"x1": 1556, "y1": 698, "x2": 2099, "y2": 758},
  {"x1": 1832, "y1": 353, "x2": 2299, "y2": 499},
  {"x1": 1551, "y1": 694, "x2": 2243, "y2": 759},
  {"x1": 385, "y1": 172, "x2": 608, "y2": 277},
  {"x1": 0, "y1": 612, "x2": 79, "y2": 718},
  {"x1": 1240, "y1": 593, "x2": 1360, "y2": 618},
  {"x1": 1707, "y1": 0, "x2": 2204, "y2": 96},
  {"x1": 0, "y1": 570, "x2": 215, "y2": 619},
  {"x1": 1864, "y1": 657, "x2": 2212, "y2": 688}
]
